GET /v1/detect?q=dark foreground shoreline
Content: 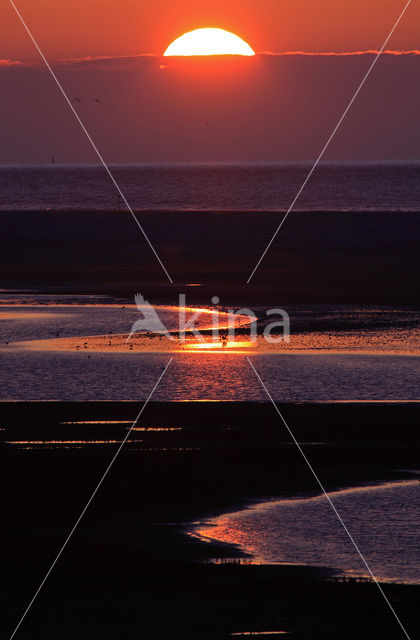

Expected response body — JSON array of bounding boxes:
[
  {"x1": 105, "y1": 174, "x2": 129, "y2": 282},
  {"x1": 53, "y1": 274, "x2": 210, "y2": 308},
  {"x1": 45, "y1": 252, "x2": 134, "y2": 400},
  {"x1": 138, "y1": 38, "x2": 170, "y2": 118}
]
[{"x1": 1, "y1": 401, "x2": 419, "y2": 638}]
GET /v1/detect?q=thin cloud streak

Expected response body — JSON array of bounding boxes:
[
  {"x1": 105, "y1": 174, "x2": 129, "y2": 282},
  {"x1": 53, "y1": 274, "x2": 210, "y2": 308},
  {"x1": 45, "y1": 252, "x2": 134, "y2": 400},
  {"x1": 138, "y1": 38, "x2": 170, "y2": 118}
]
[
  {"x1": 60, "y1": 50, "x2": 420, "y2": 65},
  {"x1": 0, "y1": 58, "x2": 25, "y2": 67},
  {"x1": 57, "y1": 53, "x2": 158, "y2": 65},
  {"x1": 2, "y1": 49, "x2": 419, "y2": 71},
  {"x1": 258, "y1": 49, "x2": 420, "y2": 56}
]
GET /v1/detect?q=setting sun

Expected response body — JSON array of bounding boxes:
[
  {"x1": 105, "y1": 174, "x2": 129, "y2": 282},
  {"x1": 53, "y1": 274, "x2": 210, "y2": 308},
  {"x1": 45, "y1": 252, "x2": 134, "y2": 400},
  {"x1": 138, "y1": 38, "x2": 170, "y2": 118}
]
[{"x1": 164, "y1": 28, "x2": 255, "y2": 57}]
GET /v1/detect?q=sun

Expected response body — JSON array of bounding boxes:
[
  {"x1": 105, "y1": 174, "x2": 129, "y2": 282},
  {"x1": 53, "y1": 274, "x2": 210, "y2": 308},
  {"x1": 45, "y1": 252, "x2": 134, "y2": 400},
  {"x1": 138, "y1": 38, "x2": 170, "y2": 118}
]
[{"x1": 164, "y1": 28, "x2": 255, "y2": 57}]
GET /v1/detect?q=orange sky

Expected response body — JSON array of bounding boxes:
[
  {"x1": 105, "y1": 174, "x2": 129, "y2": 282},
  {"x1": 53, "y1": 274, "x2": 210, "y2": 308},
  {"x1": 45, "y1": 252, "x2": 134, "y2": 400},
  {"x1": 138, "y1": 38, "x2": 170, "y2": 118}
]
[
  {"x1": 1, "y1": 0, "x2": 419, "y2": 63},
  {"x1": 1, "y1": 0, "x2": 419, "y2": 163}
]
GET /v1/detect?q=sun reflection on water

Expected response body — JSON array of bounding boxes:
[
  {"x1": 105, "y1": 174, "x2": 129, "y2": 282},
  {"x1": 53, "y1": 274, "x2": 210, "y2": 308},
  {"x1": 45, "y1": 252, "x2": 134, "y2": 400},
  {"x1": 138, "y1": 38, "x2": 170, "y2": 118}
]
[{"x1": 184, "y1": 340, "x2": 253, "y2": 351}]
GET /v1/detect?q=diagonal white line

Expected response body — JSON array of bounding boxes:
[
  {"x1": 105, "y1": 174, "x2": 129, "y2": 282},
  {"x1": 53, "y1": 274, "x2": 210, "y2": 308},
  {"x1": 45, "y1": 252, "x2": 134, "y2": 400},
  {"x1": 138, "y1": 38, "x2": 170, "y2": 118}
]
[
  {"x1": 247, "y1": 357, "x2": 411, "y2": 640},
  {"x1": 9, "y1": 0, "x2": 173, "y2": 284},
  {"x1": 247, "y1": 0, "x2": 412, "y2": 284},
  {"x1": 8, "y1": 358, "x2": 173, "y2": 640}
]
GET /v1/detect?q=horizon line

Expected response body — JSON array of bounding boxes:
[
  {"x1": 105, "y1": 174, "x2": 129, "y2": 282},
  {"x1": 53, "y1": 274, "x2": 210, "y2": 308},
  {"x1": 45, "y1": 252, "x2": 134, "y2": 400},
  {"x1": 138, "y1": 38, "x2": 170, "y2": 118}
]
[{"x1": 1, "y1": 49, "x2": 420, "y2": 68}]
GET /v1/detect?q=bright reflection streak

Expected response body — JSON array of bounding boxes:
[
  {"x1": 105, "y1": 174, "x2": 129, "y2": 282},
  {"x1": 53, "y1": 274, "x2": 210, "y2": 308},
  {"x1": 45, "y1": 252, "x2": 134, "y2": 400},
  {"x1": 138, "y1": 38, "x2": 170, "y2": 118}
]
[
  {"x1": 60, "y1": 420, "x2": 133, "y2": 425},
  {"x1": 5, "y1": 440, "x2": 142, "y2": 445},
  {"x1": 185, "y1": 340, "x2": 253, "y2": 350},
  {"x1": 231, "y1": 633, "x2": 288, "y2": 637}
]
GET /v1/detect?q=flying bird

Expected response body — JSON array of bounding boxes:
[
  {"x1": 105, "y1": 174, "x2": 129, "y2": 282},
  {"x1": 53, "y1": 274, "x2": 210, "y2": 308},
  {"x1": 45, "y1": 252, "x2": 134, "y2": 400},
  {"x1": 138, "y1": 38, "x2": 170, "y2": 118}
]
[
  {"x1": 72, "y1": 97, "x2": 81, "y2": 103},
  {"x1": 93, "y1": 99, "x2": 103, "y2": 104}
]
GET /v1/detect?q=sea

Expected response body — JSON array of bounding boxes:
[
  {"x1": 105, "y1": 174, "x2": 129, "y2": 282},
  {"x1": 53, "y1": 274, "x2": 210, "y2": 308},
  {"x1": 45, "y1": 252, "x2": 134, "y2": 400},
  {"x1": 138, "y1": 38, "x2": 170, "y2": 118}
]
[
  {"x1": 1, "y1": 162, "x2": 419, "y2": 400},
  {"x1": 0, "y1": 162, "x2": 419, "y2": 212},
  {"x1": 1, "y1": 163, "x2": 419, "y2": 591},
  {"x1": 0, "y1": 301, "x2": 419, "y2": 401},
  {"x1": 193, "y1": 480, "x2": 420, "y2": 584}
]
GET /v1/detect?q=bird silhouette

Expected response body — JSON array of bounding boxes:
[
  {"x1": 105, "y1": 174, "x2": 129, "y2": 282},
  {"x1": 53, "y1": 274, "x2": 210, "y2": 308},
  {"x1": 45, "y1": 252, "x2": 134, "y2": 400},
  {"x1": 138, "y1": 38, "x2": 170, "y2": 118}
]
[
  {"x1": 72, "y1": 97, "x2": 81, "y2": 103},
  {"x1": 126, "y1": 294, "x2": 173, "y2": 342},
  {"x1": 92, "y1": 99, "x2": 103, "y2": 104}
]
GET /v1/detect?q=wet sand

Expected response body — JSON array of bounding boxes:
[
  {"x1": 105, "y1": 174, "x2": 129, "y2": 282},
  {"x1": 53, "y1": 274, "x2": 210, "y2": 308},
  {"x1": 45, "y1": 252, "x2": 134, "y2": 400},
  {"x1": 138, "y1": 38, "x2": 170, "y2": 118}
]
[
  {"x1": 1, "y1": 208, "x2": 419, "y2": 637},
  {"x1": 0, "y1": 311, "x2": 68, "y2": 320},
  {"x1": 1, "y1": 401, "x2": 419, "y2": 639},
  {"x1": 13, "y1": 327, "x2": 420, "y2": 355},
  {"x1": 1, "y1": 210, "x2": 420, "y2": 304}
]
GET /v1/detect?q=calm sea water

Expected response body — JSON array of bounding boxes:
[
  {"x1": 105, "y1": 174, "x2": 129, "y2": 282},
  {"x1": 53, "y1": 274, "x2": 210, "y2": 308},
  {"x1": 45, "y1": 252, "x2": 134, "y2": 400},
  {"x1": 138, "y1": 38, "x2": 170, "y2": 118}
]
[
  {"x1": 2, "y1": 349, "x2": 420, "y2": 401},
  {"x1": 0, "y1": 302, "x2": 419, "y2": 401},
  {"x1": 194, "y1": 481, "x2": 420, "y2": 584},
  {"x1": 1, "y1": 163, "x2": 419, "y2": 212}
]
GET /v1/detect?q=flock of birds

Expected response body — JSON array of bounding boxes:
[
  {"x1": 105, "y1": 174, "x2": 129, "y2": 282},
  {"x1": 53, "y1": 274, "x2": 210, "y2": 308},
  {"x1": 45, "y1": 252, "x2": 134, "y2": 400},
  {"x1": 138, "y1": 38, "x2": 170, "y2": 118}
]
[{"x1": 72, "y1": 97, "x2": 103, "y2": 104}]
